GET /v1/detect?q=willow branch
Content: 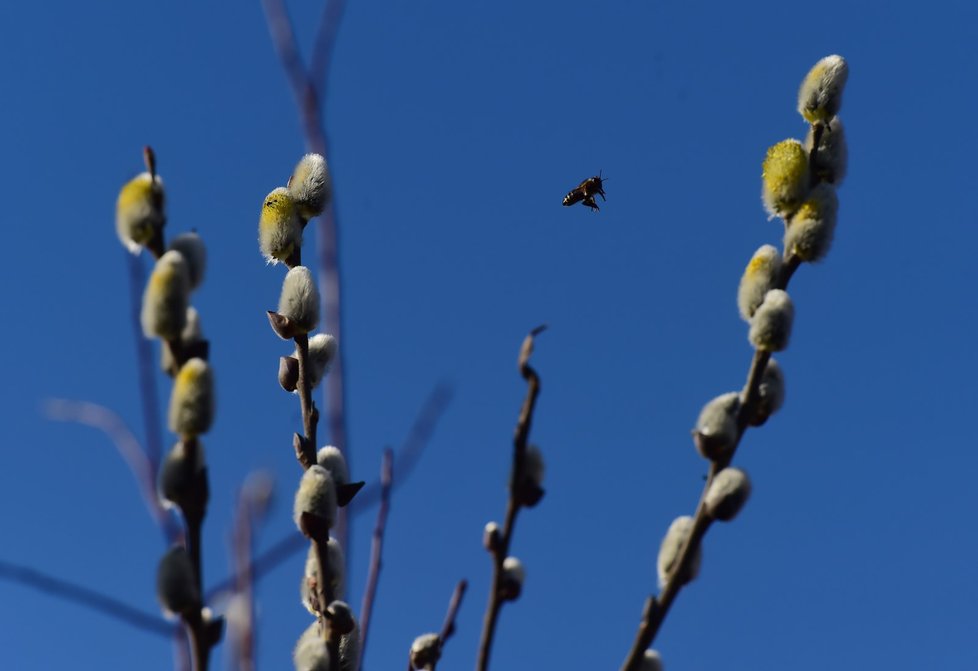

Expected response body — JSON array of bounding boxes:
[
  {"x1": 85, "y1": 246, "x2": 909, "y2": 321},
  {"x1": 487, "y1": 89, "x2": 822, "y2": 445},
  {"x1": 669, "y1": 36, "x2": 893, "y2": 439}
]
[
  {"x1": 476, "y1": 325, "x2": 546, "y2": 671},
  {"x1": 0, "y1": 558, "x2": 174, "y2": 636},
  {"x1": 43, "y1": 399, "x2": 176, "y2": 538},
  {"x1": 437, "y1": 579, "x2": 468, "y2": 658},
  {"x1": 620, "y1": 175, "x2": 817, "y2": 669},
  {"x1": 357, "y1": 448, "x2": 393, "y2": 669},
  {"x1": 127, "y1": 252, "x2": 165, "y2": 471}
]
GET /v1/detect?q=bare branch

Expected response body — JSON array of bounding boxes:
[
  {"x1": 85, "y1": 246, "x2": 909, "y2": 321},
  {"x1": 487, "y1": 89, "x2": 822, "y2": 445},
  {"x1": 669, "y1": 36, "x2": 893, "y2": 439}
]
[
  {"x1": 0, "y1": 558, "x2": 174, "y2": 637},
  {"x1": 43, "y1": 399, "x2": 176, "y2": 539},
  {"x1": 477, "y1": 326, "x2": 546, "y2": 671},
  {"x1": 358, "y1": 448, "x2": 393, "y2": 669},
  {"x1": 353, "y1": 383, "x2": 453, "y2": 513}
]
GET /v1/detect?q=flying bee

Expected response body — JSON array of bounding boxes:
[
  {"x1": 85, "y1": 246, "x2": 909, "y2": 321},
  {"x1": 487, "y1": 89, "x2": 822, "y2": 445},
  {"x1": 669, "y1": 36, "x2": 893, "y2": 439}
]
[{"x1": 563, "y1": 171, "x2": 607, "y2": 211}]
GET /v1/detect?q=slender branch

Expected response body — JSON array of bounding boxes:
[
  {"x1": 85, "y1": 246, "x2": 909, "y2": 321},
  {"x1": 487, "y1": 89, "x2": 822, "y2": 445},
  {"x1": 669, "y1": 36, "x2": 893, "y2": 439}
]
[
  {"x1": 438, "y1": 579, "x2": 468, "y2": 647},
  {"x1": 0, "y1": 558, "x2": 174, "y2": 636},
  {"x1": 620, "y1": 127, "x2": 826, "y2": 666},
  {"x1": 476, "y1": 326, "x2": 546, "y2": 671},
  {"x1": 293, "y1": 333, "x2": 319, "y2": 468},
  {"x1": 353, "y1": 383, "x2": 453, "y2": 512},
  {"x1": 358, "y1": 449, "x2": 394, "y2": 669},
  {"x1": 43, "y1": 399, "x2": 176, "y2": 539}
]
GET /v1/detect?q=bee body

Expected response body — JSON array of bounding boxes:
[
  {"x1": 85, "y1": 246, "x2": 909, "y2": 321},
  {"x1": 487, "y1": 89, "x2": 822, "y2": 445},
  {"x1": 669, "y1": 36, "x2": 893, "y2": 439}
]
[{"x1": 563, "y1": 171, "x2": 606, "y2": 211}]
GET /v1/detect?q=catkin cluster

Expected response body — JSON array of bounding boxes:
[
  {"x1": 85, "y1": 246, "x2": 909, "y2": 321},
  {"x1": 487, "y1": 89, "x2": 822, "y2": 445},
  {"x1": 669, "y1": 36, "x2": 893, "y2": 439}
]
[
  {"x1": 635, "y1": 56, "x2": 849, "y2": 669},
  {"x1": 256, "y1": 154, "x2": 363, "y2": 670},
  {"x1": 116, "y1": 148, "x2": 222, "y2": 662}
]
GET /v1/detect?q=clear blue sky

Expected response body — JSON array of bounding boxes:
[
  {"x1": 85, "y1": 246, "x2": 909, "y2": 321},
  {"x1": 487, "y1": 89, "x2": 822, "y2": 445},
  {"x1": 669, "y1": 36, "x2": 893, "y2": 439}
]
[{"x1": 2, "y1": 1, "x2": 977, "y2": 669}]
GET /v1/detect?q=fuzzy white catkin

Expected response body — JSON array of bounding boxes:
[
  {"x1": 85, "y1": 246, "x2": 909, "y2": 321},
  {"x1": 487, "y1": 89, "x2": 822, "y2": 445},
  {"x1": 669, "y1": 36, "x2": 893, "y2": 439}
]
[
  {"x1": 749, "y1": 289, "x2": 794, "y2": 352},
  {"x1": 294, "y1": 622, "x2": 331, "y2": 671},
  {"x1": 704, "y1": 468, "x2": 752, "y2": 522},
  {"x1": 785, "y1": 183, "x2": 839, "y2": 263},
  {"x1": 156, "y1": 546, "x2": 199, "y2": 616},
  {"x1": 502, "y1": 556, "x2": 525, "y2": 586},
  {"x1": 168, "y1": 232, "x2": 207, "y2": 290},
  {"x1": 289, "y1": 153, "x2": 331, "y2": 220},
  {"x1": 304, "y1": 334, "x2": 339, "y2": 390},
  {"x1": 168, "y1": 358, "x2": 215, "y2": 437},
  {"x1": 302, "y1": 538, "x2": 346, "y2": 612},
  {"x1": 638, "y1": 650, "x2": 664, "y2": 671},
  {"x1": 410, "y1": 633, "x2": 441, "y2": 670},
  {"x1": 737, "y1": 245, "x2": 782, "y2": 321},
  {"x1": 142, "y1": 251, "x2": 190, "y2": 340},
  {"x1": 806, "y1": 116, "x2": 847, "y2": 185},
  {"x1": 294, "y1": 465, "x2": 337, "y2": 532},
  {"x1": 657, "y1": 516, "x2": 702, "y2": 589},
  {"x1": 117, "y1": 172, "x2": 165, "y2": 253},
  {"x1": 798, "y1": 55, "x2": 848, "y2": 124},
  {"x1": 259, "y1": 187, "x2": 302, "y2": 264},
  {"x1": 761, "y1": 139, "x2": 809, "y2": 219},
  {"x1": 278, "y1": 266, "x2": 320, "y2": 335},
  {"x1": 317, "y1": 446, "x2": 349, "y2": 487},
  {"x1": 161, "y1": 307, "x2": 205, "y2": 373},
  {"x1": 693, "y1": 392, "x2": 740, "y2": 461}
]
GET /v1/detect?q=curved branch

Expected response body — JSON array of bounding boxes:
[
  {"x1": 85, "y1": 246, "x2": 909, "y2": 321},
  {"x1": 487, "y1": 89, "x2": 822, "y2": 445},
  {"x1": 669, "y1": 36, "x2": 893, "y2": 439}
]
[{"x1": 0, "y1": 558, "x2": 174, "y2": 637}]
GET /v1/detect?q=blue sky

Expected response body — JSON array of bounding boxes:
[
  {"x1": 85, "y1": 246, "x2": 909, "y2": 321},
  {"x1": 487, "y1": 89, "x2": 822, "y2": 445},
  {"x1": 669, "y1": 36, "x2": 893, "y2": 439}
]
[{"x1": 2, "y1": 1, "x2": 978, "y2": 669}]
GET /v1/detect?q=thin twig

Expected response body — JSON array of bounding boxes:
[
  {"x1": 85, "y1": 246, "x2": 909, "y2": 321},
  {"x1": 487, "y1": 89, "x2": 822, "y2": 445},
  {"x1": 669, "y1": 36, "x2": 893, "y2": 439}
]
[
  {"x1": 438, "y1": 579, "x2": 468, "y2": 652},
  {"x1": 358, "y1": 448, "x2": 394, "y2": 669},
  {"x1": 43, "y1": 399, "x2": 176, "y2": 538},
  {"x1": 476, "y1": 326, "x2": 546, "y2": 671},
  {"x1": 0, "y1": 558, "x2": 174, "y2": 636},
  {"x1": 353, "y1": 383, "x2": 453, "y2": 512}
]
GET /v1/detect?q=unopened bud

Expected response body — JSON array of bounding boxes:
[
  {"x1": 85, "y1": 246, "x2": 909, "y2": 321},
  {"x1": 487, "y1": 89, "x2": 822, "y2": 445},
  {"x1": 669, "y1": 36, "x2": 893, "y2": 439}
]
[
  {"x1": 277, "y1": 266, "x2": 320, "y2": 336},
  {"x1": 500, "y1": 556, "x2": 524, "y2": 601},
  {"x1": 156, "y1": 545, "x2": 200, "y2": 616},
  {"x1": 657, "y1": 516, "x2": 701, "y2": 589},
  {"x1": 409, "y1": 633, "x2": 442, "y2": 670},
  {"x1": 693, "y1": 392, "x2": 740, "y2": 461},
  {"x1": 327, "y1": 601, "x2": 356, "y2": 636},
  {"x1": 305, "y1": 334, "x2": 338, "y2": 390},
  {"x1": 160, "y1": 439, "x2": 208, "y2": 519},
  {"x1": 279, "y1": 356, "x2": 300, "y2": 392},
  {"x1": 748, "y1": 289, "x2": 794, "y2": 352},
  {"x1": 289, "y1": 153, "x2": 331, "y2": 220},
  {"x1": 294, "y1": 465, "x2": 337, "y2": 537},
  {"x1": 638, "y1": 650, "x2": 664, "y2": 671},
  {"x1": 704, "y1": 468, "x2": 752, "y2": 521},
  {"x1": 483, "y1": 521, "x2": 502, "y2": 553}
]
